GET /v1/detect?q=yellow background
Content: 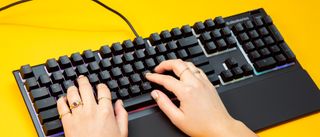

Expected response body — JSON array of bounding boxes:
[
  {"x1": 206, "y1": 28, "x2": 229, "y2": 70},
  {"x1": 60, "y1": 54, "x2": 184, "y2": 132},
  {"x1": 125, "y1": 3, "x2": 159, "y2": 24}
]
[{"x1": 0, "y1": 0, "x2": 319, "y2": 136}]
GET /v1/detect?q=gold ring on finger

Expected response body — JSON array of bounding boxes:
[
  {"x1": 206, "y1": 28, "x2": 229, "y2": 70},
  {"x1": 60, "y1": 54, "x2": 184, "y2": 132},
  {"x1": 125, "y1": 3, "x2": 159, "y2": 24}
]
[
  {"x1": 98, "y1": 97, "x2": 112, "y2": 102},
  {"x1": 59, "y1": 111, "x2": 71, "y2": 119},
  {"x1": 70, "y1": 100, "x2": 83, "y2": 110}
]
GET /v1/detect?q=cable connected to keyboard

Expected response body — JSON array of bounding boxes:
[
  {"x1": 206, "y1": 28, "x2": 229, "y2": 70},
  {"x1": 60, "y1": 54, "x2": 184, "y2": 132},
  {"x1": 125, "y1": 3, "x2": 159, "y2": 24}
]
[
  {"x1": 1, "y1": 0, "x2": 140, "y2": 37},
  {"x1": 92, "y1": 0, "x2": 140, "y2": 37},
  {"x1": 0, "y1": 0, "x2": 31, "y2": 12}
]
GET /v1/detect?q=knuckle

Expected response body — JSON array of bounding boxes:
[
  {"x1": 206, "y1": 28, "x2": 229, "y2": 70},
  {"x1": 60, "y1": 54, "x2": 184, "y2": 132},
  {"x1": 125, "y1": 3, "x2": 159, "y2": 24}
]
[
  {"x1": 184, "y1": 86, "x2": 193, "y2": 93},
  {"x1": 100, "y1": 107, "x2": 111, "y2": 115}
]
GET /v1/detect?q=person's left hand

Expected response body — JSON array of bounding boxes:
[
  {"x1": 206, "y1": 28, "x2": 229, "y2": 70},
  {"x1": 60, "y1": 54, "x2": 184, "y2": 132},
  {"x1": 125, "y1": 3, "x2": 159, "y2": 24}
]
[{"x1": 57, "y1": 75, "x2": 128, "y2": 137}]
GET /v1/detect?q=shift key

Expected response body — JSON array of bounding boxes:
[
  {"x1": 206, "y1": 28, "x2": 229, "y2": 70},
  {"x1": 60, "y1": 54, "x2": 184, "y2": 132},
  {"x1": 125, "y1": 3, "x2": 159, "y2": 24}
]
[{"x1": 34, "y1": 97, "x2": 56, "y2": 113}]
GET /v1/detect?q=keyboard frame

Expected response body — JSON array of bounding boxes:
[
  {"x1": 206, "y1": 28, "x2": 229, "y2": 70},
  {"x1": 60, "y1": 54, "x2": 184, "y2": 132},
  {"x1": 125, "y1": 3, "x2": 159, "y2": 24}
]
[{"x1": 13, "y1": 8, "x2": 320, "y2": 137}]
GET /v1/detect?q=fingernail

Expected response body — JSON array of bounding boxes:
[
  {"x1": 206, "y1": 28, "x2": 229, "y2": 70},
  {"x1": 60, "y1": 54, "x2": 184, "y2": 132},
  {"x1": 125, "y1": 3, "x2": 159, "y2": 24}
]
[
  {"x1": 145, "y1": 72, "x2": 152, "y2": 77},
  {"x1": 151, "y1": 90, "x2": 159, "y2": 101},
  {"x1": 118, "y1": 99, "x2": 124, "y2": 106},
  {"x1": 78, "y1": 75, "x2": 85, "y2": 79},
  {"x1": 96, "y1": 83, "x2": 105, "y2": 89}
]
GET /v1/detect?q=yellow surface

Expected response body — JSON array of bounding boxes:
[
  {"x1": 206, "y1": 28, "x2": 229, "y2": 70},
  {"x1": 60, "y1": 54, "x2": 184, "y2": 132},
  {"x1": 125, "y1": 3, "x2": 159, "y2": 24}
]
[{"x1": 0, "y1": 0, "x2": 319, "y2": 136}]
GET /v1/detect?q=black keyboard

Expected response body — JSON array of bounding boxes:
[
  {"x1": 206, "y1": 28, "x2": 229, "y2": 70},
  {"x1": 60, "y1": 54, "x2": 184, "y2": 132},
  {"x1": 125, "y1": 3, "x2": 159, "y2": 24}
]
[{"x1": 13, "y1": 8, "x2": 319, "y2": 137}]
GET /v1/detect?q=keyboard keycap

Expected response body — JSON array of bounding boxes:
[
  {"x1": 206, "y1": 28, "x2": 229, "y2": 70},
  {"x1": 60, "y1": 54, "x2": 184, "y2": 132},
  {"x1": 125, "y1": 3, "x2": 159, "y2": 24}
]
[
  {"x1": 34, "y1": 97, "x2": 56, "y2": 113},
  {"x1": 43, "y1": 119, "x2": 63, "y2": 136},
  {"x1": 156, "y1": 55, "x2": 166, "y2": 64},
  {"x1": 62, "y1": 80, "x2": 75, "y2": 91},
  {"x1": 275, "y1": 54, "x2": 287, "y2": 65},
  {"x1": 279, "y1": 43, "x2": 295, "y2": 62},
  {"x1": 216, "y1": 39, "x2": 228, "y2": 51},
  {"x1": 133, "y1": 37, "x2": 146, "y2": 48},
  {"x1": 214, "y1": 16, "x2": 226, "y2": 27},
  {"x1": 134, "y1": 49, "x2": 146, "y2": 59},
  {"x1": 39, "y1": 74, "x2": 52, "y2": 87},
  {"x1": 130, "y1": 73, "x2": 142, "y2": 83},
  {"x1": 111, "y1": 67, "x2": 122, "y2": 78},
  {"x1": 155, "y1": 44, "x2": 167, "y2": 53},
  {"x1": 232, "y1": 67, "x2": 244, "y2": 79},
  {"x1": 204, "y1": 19, "x2": 215, "y2": 30},
  {"x1": 134, "y1": 61, "x2": 145, "y2": 71},
  {"x1": 30, "y1": 87, "x2": 50, "y2": 102},
  {"x1": 149, "y1": 33, "x2": 162, "y2": 45},
  {"x1": 167, "y1": 41, "x2": 178, "y2": 51},
  {"x1": 107, "y1": 80, "x2": 119, "y2": 90},
  {"x1": 82, "y1": 49, "x2": 95, "y2": 63},
  {"x1": 199, "y1": 64, "x2": 215, "y2": 75},
  {"x1": 123, "y1": 52, "x2": 135, "y2": 63},
  {"x1": 193, "y1": 22, "x2": 206, "y2": 34},
  {"x1": 25, "y1": 77, "x2": 39, "y2": 91},
  {"x1": 51, "y1": 71, "x2": 64, "y2": 83},
  {"x1": 145, "y1": 58, "x2": 156, "y2": 69},
  {"x1": 112, "y1": 55, "x2": 124, "y2": 66},
  {"x1": 160, "y1": 30, "x2": 172, "y2": 42},
  {"x1": 111, "y1": 42, "x2": 124, "y2": 55},
  {"x1": 220, "y1": 70, "x2": 234, "y2": 82},
  {"x1": 88, "y1": 74, "x2": 100, "y2": 86},
  {"x1": 123, "y1": 64, "x2": 134, "y2": 75},
  {"x1": 225, "y1": 58, "x2": 238, "y2": 68},
  {"x1": 177, "y1": 36, "x2": 198, "y2": 48},
  {"x1": 167, "y1": 52, "x2": 177, "y2": 59},
  {"x1": 241, "y1": 64, "x2": 254, "y2": 76},
  {"x1": 123, "y1": 94, "x2": 154, "y2": 111},
  {"x1": 64, "y1": 68, "x2": 77, "y2": 80},
  {"x1": 189, "y1": 55, "x2": 209, "y2": 67},
  {"x1": 20, "y1": 64, "x2": 34, "y2": 79},
  {"x1": 38, "y1": 107, "x2": 59, "y2": 124},
  {"x1": 177, "y1": 49, "x2": 188, "y2": 59},
  {"x1": 58, "y1": 55, "x2": 72, "y2": 69},
  {"x1": 211, "y1": 29, "x2": 222, "y2": 39},
  {"x1": 71, "y1": 52, "x2": 84, "y2": 65},
  {"x1": 99, "y1": 45, "x2": 112, "y2": 58},
  {"x1": 119, "y1": 77, "x2": 130, "y2": 87},
  {"x1": 188, "y1": 45, "x2": 203, "y2": 57},
  {"x1": 99, "y1": 70, "x2": 111, "y2": 82},
  {"x1": 122, "y1": 39, "x2": 135, "y2": 52},
  {"x1": 119, "y1": 88, "x2": 130, "y2": 99},
  {"x1": 50, "y1": 83, "x2": 63, "y2": 96},
  {"x1": 269, "y1": 25, "x2": 284, "y2": 42},
  {"x1": 208, "y1": 74, "x2": 220, "y2": 85},
  {"x1": 145, "y1": 46, "x2": 157, "y2": 57},
  {"x1": 141, "y1": 82, "x2": 153, "y2": 92},
  {"x1": 254, "y1": 57, "x2": 277, "y2": 72},
  {"x1": 76, "y1": 64, "x2": 89, "y2": 76},
  {"x1": 46, "y1": 58, "x2": 59, "y2": 72},
  {"x1": 88, "y1": 61, "x2": 100, "y2": 73},
  {"x1": 100, "y1": 58, "x2": 112, "y2": 70},
  {"x1": 181, "y1": 25, "x2": 193, "y2": 36},
  {"x1": 130, "y1": 85, "x2": 141, "y2": 95}
]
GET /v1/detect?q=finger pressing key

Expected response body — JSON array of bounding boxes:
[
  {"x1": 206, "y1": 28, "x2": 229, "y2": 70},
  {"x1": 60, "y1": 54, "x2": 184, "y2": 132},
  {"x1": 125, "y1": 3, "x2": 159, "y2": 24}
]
[
  {"x1": 96, "y1": 83, "x2": 113, "y2": 109},
  {"x1": 154, "y1": 59, "x2": 197, "y2": 82},
  {"x1": 77, "y1": 75, "x2": 96, "y2": 106}
]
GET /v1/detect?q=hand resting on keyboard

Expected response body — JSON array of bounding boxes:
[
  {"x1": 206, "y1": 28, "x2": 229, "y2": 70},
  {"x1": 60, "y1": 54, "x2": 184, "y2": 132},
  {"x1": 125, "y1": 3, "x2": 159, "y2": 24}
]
[{"x1": 57, "y1": 59, "x2": 257, "y2": 137}]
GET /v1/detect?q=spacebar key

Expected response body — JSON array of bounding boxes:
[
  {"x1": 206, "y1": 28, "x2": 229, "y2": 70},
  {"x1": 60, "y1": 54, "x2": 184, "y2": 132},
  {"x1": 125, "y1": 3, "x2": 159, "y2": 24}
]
[{"x1": 123, "y1": 94, "x2": 154, "y2": 111}]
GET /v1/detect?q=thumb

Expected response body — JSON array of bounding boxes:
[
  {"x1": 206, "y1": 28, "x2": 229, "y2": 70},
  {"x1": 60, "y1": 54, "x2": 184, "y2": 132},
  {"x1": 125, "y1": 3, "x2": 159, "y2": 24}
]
[
  {"x1": 151, "y1": 90, "x2": 184, "y2": 124},
  {"x1": 115, "y1": 100, "x2": 128, "y2": 137}
]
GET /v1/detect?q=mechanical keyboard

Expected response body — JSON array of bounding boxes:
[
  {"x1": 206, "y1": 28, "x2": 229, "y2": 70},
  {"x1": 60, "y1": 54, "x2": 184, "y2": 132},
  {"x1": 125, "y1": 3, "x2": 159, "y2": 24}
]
[{"x1": 13, "y1": 8, "x2": 320, "y2": 137}]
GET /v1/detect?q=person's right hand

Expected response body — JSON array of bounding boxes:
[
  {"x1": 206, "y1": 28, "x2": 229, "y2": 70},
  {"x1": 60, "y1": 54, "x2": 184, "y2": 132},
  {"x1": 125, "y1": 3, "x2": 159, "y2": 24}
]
[{"x1": 145, "y1": 59, "x2": 258, "y2": 137}]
